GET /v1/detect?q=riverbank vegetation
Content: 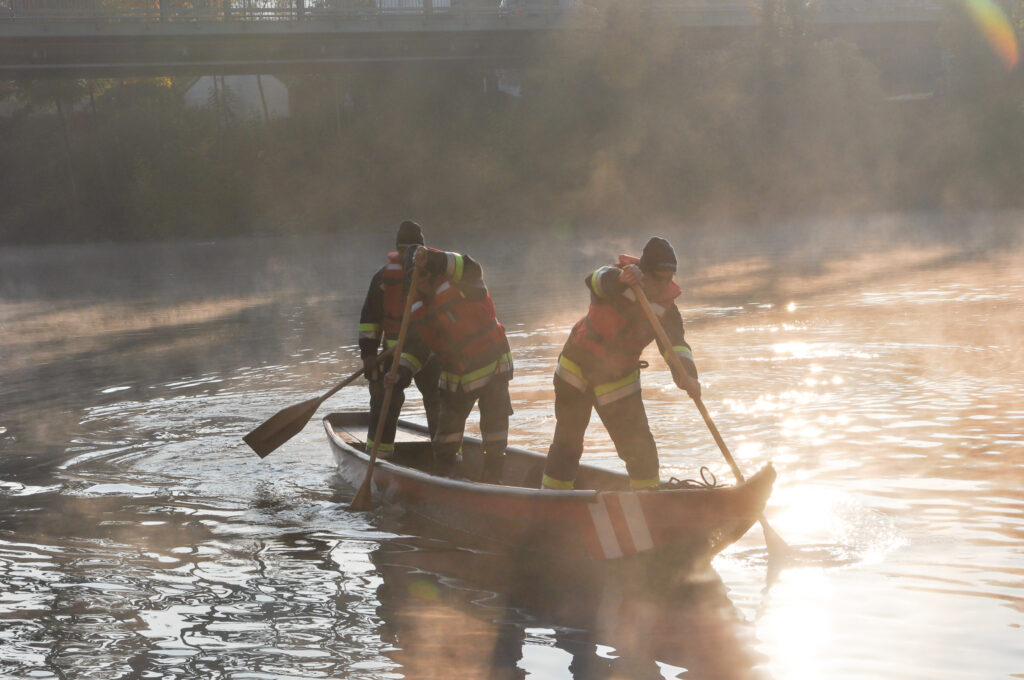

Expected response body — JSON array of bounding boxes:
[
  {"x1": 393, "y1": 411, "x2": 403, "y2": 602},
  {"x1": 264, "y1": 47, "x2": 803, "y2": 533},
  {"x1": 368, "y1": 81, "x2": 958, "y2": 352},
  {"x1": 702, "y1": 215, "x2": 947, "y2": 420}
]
[{"x1": 1, "y1": 1, "x2": 1022, "y2": 245}]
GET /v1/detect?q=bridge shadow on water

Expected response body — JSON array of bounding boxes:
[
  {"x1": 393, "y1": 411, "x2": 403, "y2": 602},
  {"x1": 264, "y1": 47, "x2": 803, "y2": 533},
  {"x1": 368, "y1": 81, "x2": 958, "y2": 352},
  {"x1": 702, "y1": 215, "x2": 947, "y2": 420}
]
[{"x1": 367, "y1": 536, "x2": 768, "y2": 680}]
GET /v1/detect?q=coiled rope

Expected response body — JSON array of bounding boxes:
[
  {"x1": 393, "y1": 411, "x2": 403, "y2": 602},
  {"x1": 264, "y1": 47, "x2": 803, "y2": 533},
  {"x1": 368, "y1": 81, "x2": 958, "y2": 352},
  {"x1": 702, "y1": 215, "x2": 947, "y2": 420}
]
[{"x1": 661, "y1": 466, "x2": 722, "y2": 489}]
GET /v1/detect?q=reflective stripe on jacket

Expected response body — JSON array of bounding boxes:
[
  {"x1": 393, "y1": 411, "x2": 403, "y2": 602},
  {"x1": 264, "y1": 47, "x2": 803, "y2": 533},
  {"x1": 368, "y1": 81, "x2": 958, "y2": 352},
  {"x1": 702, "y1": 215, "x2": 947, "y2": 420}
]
[
  {"x1": 410, "y1": 259, "x2": 512, "y2": 392},
  {"x1": 559, "y1": 258, "x2": 693, "y2": 404}
]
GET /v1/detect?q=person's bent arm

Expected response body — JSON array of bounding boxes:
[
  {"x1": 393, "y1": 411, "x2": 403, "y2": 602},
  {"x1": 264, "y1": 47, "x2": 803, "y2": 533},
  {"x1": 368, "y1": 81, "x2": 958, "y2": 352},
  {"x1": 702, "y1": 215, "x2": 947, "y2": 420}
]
[
  {"x1": 359, "y1": 270, "x2": 385, "y2": 379},
  {"x1": 660, "y1": 305, "x2": 700, "y2": 399}
]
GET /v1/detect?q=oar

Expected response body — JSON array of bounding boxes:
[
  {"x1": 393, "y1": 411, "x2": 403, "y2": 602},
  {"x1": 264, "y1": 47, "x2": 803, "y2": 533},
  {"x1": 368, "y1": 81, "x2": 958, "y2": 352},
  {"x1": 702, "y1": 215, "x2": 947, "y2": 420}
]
[
  {"x1": 629, "y1": 281, "x2": 790, "y2": 559},
  {"x1": 349, "y1": 267, "x2": 421, "y2": 511},
  {"x1": 242, "y1": 346, "x2": 394, "y2": 459}
]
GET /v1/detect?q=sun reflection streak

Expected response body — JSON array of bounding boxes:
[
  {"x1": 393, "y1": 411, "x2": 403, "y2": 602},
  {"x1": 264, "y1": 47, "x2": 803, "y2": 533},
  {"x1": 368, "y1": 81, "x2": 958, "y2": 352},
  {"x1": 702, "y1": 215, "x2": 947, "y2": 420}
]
[
  {"x1": 770, "y1": 341, "x2": 875, "y2": 361},
  {"x1": 758, "y1": 568, "x2": 834, "y2": 680},
  {"x1": 750, "y1": 484, "x2": 912, "y2": 680},
  {"x1": 781, "y1": 417, "x2": 824, "y2": 442},
  {"x1": 724, "y1": 390, "x2": 822, "y2": 415},
  {"x1": 771, "y1": 487, "x2": 839, "y2": 539}
]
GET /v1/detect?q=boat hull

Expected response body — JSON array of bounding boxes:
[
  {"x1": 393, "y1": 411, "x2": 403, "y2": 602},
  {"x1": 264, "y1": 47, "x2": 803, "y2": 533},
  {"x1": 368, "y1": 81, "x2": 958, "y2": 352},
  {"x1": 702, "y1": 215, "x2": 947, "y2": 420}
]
[{"x1": 326, "y1": 411, "x2": 775, "y2": 570}]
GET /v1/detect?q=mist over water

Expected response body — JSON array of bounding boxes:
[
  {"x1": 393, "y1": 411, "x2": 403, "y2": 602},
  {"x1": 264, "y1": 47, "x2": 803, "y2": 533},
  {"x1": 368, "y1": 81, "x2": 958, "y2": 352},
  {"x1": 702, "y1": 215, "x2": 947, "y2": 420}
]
[{"x1": 1, "y1": 214, "x2": 1023, "y2": 679}]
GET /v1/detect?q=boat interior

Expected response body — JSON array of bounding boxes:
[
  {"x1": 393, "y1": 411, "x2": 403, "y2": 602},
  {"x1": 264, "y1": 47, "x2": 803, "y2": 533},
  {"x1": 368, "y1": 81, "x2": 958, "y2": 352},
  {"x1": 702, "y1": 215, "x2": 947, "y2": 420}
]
[{"x1": 326, "y1": 412, "x2": 633, "y2": 492}]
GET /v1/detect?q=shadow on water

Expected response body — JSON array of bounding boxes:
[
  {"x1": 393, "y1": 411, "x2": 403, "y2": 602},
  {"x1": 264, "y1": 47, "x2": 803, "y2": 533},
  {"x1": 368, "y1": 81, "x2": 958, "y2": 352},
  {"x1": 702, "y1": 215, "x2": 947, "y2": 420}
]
[{"x1": 369, "y1": 538, "x2": 768, "y2": 680}]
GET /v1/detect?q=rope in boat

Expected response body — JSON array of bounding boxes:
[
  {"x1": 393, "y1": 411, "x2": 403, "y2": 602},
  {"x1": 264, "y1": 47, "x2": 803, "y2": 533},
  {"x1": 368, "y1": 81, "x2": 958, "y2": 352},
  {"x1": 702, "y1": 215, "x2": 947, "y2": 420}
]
[{"x1": 660, "y1": 466, "x2": 722, "y2": 489}]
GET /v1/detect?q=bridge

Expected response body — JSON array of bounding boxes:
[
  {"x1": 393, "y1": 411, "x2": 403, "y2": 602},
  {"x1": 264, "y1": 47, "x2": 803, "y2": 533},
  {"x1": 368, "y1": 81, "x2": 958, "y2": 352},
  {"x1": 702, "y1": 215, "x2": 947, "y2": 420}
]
[{"x1": 0, "y1": 0, "x2": 944, "y2": 78}]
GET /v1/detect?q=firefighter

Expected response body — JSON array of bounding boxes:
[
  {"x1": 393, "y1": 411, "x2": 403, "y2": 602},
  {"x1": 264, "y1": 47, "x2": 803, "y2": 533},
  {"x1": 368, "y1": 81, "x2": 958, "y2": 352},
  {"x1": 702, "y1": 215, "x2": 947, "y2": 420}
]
[
  {"x1": 541, "y1": 237, "x2": 700, "y2": 490},
  {"x1": 389, "y1": 243, "x2": 514, "y2": 482},
  {"x1": 358, "y1": 220, "x2": 441, "y2": 458}
]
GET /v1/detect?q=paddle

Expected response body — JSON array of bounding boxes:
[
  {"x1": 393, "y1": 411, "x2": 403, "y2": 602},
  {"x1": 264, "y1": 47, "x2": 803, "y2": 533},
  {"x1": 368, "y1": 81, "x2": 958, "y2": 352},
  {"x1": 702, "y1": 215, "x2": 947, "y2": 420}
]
[
  {"x1": 243, "y1": 347, "x2": 395, "y2": 458},
  {"x1": 629, "y1": 281, "x2": 790, "y2": 559},
  {"x1": 349, "y1": 267, "x2": 421, "y2": 511}
]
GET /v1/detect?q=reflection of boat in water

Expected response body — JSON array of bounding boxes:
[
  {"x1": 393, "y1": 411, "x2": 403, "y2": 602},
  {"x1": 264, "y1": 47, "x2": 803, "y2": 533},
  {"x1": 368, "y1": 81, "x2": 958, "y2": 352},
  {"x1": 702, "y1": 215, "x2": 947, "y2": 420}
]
[
  {"x1": 327, "y1": 412, "x2": 774, "y2": 570},
  {"x1": 369, "y1": 538, "x2": 768, "y2": 680},
  {"x1": 326, "y1": 412, "x2": 775, "y2": 573}
]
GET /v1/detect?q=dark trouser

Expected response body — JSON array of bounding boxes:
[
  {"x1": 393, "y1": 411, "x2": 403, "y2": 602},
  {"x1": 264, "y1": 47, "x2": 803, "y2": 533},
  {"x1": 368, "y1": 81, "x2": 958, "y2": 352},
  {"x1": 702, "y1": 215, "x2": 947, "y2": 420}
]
[
  {"x1": 543, "y1": 375, "x2": 659, "y2": 489},
  {"x1": 367, "y1": 354, "x2": 442, "y2": 454},
  {"x1": 433, "y1": 376, "x2": 512, "y2": 482}
]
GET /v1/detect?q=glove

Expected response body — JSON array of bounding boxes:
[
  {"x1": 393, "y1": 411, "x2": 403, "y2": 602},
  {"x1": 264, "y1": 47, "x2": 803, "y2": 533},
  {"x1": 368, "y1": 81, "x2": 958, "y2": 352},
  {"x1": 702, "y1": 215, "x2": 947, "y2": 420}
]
[
  {"x1": 618, "y1": 264, "x2": 643, "y2": 288},
  {"x1": 682, "y1": 377, "x2": 701, "y2": 401},
  {"x1": 383, "y1": 365, "x2": 414, "y2": 390},
  {"x1": 413, "y1": 245, "x2": 430, "y2": 269},
  {"x1": 674, "y1": 361, "x2": 701, "y2": 400},
  {"x1": 405, "y1": 244, "x2": 445, "y2": 278}
]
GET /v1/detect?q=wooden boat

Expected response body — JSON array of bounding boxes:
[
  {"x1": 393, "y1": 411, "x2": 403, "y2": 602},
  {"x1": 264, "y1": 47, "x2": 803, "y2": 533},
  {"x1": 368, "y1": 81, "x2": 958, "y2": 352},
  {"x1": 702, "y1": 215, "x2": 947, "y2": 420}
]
[{"x1": 325, "y1": 411, "x2": 776, "y2": 571}]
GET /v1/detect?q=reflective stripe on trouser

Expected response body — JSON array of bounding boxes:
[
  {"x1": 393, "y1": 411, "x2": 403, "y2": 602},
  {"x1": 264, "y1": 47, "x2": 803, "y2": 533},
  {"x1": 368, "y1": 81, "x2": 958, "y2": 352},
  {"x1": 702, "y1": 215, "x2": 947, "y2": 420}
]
[
  {"x1": 554, "y1": 355, "x2": 641, "y2": 407},
  {"x1": 542, "y1": 374, "x2": 659, "y2": 489},
  {"x1": 432, "y1": 376, "x2": 513, "y2": 475},
  {"x1": 439, "y1": 352, "x2": 514, "y2": 392},
  {"x1": 364, "y1": 439, "x2": 395, "y2": 458}
]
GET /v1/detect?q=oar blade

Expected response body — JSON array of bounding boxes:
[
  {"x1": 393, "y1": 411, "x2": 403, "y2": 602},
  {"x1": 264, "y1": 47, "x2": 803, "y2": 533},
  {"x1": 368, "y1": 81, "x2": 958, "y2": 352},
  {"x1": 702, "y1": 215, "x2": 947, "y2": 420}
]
[
  {"x1": 761, "y1": 517, "x2": 791, "y2": 559},
  {"x1": 242, "y1": 396, "x2": 323, "y2": 458},
  {"x1": 349, "y1": 478, "x2": 374, "y2": 511}
]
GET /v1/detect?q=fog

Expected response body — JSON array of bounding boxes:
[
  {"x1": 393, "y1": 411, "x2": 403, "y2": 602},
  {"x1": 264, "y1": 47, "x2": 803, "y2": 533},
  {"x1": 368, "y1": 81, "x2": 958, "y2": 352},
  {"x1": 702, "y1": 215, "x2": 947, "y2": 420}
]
[
  {"x1": 2, "y1": 8, "x2": 1024, "y2": 678},
  {"x1": 1, "y1": 1, "x2": 1022, "y2": 246},
  {"x1": 3, "y1": 214, "x2": 1020, "y2": 451}
]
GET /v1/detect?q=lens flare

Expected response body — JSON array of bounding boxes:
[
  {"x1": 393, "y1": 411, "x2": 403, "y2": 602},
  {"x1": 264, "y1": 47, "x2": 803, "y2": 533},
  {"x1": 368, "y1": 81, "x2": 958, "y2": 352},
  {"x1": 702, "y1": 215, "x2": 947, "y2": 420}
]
[{"x1": 962, "y1": 0, "x2": 1020, "y2": 70}]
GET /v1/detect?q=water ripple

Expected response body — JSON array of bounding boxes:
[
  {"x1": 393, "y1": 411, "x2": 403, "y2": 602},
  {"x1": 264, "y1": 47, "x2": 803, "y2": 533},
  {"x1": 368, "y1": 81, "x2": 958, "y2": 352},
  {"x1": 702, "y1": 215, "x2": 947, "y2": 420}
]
[{"x1": 2, "y1": 236, "x2": 1024, "y2": 679}]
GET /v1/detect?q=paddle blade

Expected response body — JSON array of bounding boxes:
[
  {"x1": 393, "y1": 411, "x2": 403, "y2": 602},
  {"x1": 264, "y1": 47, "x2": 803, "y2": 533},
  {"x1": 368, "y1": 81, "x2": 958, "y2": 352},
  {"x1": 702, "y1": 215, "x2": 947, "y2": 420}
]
[
  {"x1": 348, "y1": 478, "x2": 374, "y2": 511},
  {"x1": 761, "y1": 517, "x2": 791, "y2": 559},
  {"x1": 242, "y1": 396, "x2": 323, "y2": 458}
]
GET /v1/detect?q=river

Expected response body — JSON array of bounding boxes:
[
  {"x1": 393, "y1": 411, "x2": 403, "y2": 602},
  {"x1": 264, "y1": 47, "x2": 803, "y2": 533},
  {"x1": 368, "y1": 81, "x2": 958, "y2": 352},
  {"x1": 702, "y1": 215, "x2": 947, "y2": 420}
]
[{"x1": 1, "y1": 214, "x2": 1022, "y2": 679}]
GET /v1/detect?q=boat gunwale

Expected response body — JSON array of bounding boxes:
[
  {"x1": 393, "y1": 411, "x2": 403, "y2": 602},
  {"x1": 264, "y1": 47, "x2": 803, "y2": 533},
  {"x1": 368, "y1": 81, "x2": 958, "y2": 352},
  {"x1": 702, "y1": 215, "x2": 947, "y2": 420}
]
[
  {"x1": 325, "y1": 412, "x2": 602, "y2": 502},
  {"x1": 323, "y1": 411, "x2": 769, "y2": 504}
]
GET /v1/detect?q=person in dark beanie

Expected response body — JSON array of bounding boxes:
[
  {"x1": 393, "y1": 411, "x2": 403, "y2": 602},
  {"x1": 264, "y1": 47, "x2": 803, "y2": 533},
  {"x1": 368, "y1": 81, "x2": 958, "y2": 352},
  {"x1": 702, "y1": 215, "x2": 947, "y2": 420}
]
[
  {"x1": 541, "y1": 237, "x2": 700, "y2": 490},
  {"x1": 358, "y1": 220, "x2": 441, "y2": 457}
]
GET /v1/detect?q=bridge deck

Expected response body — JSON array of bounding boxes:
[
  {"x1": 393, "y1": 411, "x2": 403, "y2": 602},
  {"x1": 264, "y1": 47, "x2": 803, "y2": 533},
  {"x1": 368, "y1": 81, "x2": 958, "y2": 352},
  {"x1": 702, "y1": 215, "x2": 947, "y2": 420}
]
[{"x1": 0, "y1": 0, "x2": 943, "y2": 78}]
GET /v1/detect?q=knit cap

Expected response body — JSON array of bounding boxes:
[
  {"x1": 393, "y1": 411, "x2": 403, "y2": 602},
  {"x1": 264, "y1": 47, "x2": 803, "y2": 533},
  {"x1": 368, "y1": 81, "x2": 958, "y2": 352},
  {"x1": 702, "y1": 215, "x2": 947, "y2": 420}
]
[
  {"x1": 639, "y1": 237, "x2": 677, "y2": 274},
  {"x1": 395, "y1": 220, "x2": 425, "y2": 248}
]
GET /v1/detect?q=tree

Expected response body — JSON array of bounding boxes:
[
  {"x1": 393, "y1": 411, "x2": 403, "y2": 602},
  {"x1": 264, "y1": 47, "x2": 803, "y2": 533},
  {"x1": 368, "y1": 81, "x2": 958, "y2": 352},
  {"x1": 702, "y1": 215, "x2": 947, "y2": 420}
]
[{"x1": 14, "y1": 79, "x2": 89, "y2": 228}]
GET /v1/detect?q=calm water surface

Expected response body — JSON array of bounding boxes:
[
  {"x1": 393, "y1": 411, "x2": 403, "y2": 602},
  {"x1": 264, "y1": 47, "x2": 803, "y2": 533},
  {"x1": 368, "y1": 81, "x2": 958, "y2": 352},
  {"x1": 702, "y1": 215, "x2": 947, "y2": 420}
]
[{"x1": 1, "y1": 217, "x2": 1022, "y2": 679}]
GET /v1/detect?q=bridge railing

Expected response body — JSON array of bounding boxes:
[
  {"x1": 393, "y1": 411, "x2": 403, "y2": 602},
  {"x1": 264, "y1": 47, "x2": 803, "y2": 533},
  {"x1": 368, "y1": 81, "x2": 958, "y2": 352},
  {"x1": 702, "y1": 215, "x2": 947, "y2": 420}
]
[
  {"x1": 0, "y1": 0, "x2": 942, "y2": 25},
  {"x1": 0, "y1": 0, "x2": 500, "y2": 22}
]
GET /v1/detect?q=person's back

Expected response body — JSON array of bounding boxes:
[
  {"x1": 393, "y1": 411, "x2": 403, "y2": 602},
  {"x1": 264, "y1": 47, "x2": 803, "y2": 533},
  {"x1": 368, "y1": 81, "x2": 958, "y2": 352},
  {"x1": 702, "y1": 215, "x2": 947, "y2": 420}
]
[
  {"x1": 402, "y1": 244, "x2": 514, "y2": 482},
  {"x1": 406, "y1": 247, "x2": 512, "y2": 389}
]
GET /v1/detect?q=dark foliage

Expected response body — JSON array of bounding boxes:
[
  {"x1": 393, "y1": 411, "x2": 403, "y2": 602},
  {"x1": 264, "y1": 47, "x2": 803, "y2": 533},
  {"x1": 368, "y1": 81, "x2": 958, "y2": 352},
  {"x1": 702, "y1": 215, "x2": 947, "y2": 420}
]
[{"x1": 1, "y1": 4, "x2": 1021, "y2": 245}]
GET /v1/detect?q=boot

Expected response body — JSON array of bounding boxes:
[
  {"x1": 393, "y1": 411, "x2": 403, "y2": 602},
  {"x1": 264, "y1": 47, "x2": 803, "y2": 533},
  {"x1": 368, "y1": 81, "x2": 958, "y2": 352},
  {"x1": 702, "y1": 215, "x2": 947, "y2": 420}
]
[
  {"x1": 481, "y1": 452, "x2": 504, "y2": 485},
  {"x1": 434, "y1": 451, "x2": 457, "y2": 478}
]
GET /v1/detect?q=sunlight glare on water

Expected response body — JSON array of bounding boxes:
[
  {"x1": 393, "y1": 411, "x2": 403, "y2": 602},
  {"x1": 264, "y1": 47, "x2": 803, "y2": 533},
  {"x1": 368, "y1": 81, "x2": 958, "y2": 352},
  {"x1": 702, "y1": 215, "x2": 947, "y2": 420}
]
[{"x1": 1, "y1": 221, "x2": 1022, "y2": 679}]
